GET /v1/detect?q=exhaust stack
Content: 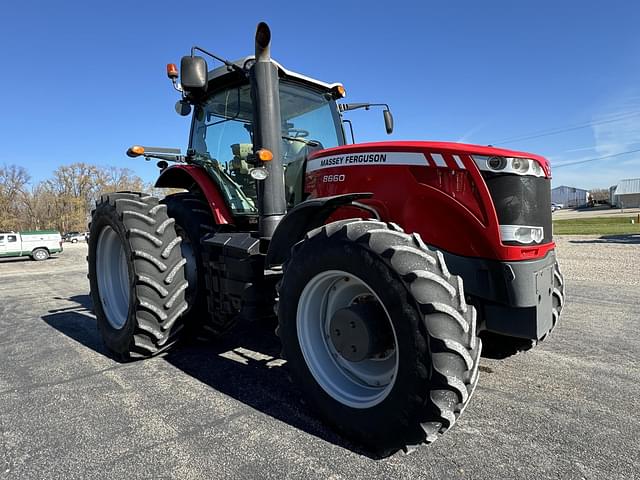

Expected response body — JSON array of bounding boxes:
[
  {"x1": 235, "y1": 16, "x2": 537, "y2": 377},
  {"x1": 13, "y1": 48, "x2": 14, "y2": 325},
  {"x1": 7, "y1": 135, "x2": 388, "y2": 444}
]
[
  {"x1": 250, "y1": 22, "x2": 286, "y2": 244},
  {"x1": 255, "y1": 22, "x2": 271, "y2": 62}
]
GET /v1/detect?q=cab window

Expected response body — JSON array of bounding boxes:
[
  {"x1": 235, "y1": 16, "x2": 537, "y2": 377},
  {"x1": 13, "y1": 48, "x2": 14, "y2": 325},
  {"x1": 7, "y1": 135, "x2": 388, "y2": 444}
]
[
  {"x1": 191, "y1": 84, "x2": 257, "y2": 214},
  {"x1": 279, "y1": 81, "x2": 344, "y2": 164},
  {"x1": 7, "y1": 235, "x2": 17, "y2": 243},
  {"x1": 190, "y1": 80, "x2": 344, "y2": 215}
]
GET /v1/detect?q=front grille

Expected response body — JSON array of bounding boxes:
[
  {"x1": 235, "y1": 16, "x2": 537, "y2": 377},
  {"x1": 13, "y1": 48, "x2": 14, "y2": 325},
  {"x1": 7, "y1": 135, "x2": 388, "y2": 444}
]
[{"x1": 482, "y1": 173, "x2": 552, "y2": 244}]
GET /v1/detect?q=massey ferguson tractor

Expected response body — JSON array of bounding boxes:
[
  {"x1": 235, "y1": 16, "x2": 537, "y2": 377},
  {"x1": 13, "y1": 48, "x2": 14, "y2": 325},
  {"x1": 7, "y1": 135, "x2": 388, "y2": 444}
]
[{"x1": 88, "y1": 22, "x2": 565, "y2": 455}]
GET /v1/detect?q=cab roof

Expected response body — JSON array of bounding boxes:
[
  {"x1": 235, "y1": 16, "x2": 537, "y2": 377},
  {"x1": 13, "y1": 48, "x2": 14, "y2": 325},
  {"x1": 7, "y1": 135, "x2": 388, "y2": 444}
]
[{"x1": 207, "y1": 56, "x2": 343, "y2": 93}]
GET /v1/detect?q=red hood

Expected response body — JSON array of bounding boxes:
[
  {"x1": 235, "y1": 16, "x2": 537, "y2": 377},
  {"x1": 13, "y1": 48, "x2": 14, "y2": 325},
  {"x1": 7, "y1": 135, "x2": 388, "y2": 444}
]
[{"x1": 309, "y1": 141, "x2": 551, "y2": 177}]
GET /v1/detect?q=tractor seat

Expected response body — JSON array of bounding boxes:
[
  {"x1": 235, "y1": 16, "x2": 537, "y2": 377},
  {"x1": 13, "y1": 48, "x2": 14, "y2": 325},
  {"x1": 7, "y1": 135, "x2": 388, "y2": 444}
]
[
  {"x1": 283, "y1": 138, "x2": 306, "y2": 164},
  {"x1": 230, "y1": 143, "x2": 253, "y2": 174}
]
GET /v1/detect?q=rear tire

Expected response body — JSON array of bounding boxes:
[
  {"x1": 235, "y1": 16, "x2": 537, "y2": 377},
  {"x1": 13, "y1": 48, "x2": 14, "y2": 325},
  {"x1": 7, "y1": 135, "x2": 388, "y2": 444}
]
[
  {"x1": 88, "y1": 192, "x2": 189, "y2": 360},
  {"x1": 161, "y1": 191, "x2": 241, "y2": 338},
  {"x1": 277, "y1": 219, "x2": 481, "y2": 456},
  {"x1": 161, "y1": 193, "x2": 216, "y2": 330},
  {"x1": 32, "y1": 248, "x2": 49, "y2": 261},
  {"x1": 480, "y1": 260, "x2": 565, "y2": 359}
]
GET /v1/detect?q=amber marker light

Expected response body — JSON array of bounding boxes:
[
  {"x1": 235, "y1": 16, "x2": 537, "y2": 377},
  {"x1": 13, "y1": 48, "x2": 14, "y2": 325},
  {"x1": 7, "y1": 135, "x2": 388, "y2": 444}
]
[
  {"x1": 336, "y1": 85, "x2": 346, "y2": 98},
  {"x1": 257, "y1": 149, "x2": 273, "y2": 161},
  {"x1": 126, "y1": 145, "x2": 145, "y2": 158},
  {"x1": 166, "y1": 63, "x2": 179, "y2": 79}
]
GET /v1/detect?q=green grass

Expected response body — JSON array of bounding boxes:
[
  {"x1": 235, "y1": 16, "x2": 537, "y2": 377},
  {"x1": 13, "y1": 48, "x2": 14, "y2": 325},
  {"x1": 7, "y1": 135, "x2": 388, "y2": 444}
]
[{"x1": 553, "y1": 216, "x2": 640, "y2": 235}]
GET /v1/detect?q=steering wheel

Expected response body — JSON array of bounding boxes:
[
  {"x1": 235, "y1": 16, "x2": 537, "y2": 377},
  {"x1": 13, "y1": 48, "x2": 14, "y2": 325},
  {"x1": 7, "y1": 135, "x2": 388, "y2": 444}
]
[{"x1": 286, "y1": 128, "x2": 309, "y2": 138}]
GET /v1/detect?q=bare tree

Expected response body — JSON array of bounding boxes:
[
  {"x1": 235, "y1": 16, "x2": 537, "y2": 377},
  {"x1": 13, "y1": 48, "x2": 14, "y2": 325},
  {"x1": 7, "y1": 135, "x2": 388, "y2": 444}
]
[
  {"x1": 95, "y1": 166, "x2": 146, "y2": 197},
  {"x1": 0, "y1": 163, "x2": 148, "y2": 233},
  {"x1": 42, "y1": 163, "x2": 147, "y2": 232},
  {"x1": 0, "y1": 164, "x2": 31, "y2": 230}
]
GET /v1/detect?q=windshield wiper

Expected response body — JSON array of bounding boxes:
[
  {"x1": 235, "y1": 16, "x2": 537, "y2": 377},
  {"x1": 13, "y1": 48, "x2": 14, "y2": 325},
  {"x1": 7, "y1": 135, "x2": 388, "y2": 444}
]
[{"x1": 282, "y1": 135, "x2": 320, "y2": 147}]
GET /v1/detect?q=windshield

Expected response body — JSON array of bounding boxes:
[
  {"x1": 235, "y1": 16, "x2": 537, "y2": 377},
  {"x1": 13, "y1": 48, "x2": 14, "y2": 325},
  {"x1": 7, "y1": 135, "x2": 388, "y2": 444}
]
[{"x1": 189, "y1": 80, "x2": 344, "y2": 214}]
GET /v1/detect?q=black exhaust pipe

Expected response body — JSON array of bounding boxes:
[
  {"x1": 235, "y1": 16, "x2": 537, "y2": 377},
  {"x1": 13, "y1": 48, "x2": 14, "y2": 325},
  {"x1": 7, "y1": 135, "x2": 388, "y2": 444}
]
[{"x1": 250, "y1": 22, "x2": 286, "y2": 244}]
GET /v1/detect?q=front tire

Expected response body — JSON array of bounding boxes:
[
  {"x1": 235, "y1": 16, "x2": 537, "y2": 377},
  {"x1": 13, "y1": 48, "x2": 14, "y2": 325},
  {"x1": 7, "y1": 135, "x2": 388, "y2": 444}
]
[
  {"x1": 278, "y1": 219, "x2": 481, "y2": 455},
  {"x1": 88, "y1": 192, "x2": 189, "y2": 360}
]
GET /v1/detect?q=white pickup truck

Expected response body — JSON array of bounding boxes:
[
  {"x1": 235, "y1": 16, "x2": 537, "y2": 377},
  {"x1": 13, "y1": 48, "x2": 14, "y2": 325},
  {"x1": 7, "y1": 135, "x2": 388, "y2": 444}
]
[{"x1": 0, "y1": 231, "x2": 63, "y2": 261}]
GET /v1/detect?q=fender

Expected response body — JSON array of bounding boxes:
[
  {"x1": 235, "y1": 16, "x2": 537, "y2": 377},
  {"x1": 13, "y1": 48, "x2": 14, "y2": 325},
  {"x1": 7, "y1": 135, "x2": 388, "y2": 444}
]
[
  {"x1": 265, "y1": 193, "x2": 372, "y2": 267},
  {"x1": 155, "y1": 164, "x2": 233, "y2": 225}
]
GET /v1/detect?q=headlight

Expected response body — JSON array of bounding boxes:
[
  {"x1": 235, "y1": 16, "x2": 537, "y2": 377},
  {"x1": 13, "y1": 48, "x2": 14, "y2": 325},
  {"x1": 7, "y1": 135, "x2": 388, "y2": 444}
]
[
  {"x1": 499, "y1": 225, "x2": 544, "y2": 244},
  {"x1": 473, "y1": 156, "x2": 546, "y2": 177},
  {"x1": 530, "y1": 160, "x2": 543, "y2": 176},
  {"x1": 487, "y1": 156, "x2": 507, "y2": 170},
  {"x1": 249, "y1": 167, "x2": 269, "y2": 180},
  {"x1": 510, "y1": 157, "x2": 529, "y2": 174}
]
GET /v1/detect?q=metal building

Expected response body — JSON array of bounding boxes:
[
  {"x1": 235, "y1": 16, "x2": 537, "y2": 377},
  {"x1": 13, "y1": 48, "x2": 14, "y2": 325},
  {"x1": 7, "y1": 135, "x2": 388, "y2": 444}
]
[
  {"x1": 612, "y1": 178, "x2": 640, "y2": 208},
  {"x1": 551, "y1": 185, "x2": 590, "y2": 208}
]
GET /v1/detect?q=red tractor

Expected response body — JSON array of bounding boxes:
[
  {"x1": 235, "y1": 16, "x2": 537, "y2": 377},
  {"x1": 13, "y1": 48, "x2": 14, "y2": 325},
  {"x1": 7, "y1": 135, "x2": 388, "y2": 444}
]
[{"x1": 88, "y1": 22, "x2": 565, "y2": 455}]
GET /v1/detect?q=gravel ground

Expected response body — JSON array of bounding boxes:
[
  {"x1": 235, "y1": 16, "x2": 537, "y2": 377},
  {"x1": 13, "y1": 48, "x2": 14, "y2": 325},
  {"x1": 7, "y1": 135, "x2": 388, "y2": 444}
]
[
  {"x1": 553, "y1": 206, "x2": 640, "y2": 220},
  {"x1": 0, "y1": 237, "x2": 639, "y2": 479}
]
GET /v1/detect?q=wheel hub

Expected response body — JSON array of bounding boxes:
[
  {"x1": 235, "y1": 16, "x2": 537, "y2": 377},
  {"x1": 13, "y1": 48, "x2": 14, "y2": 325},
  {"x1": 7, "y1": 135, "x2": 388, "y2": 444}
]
[
  {"x1": 296, "y1": 270, "x2": 399, "y2": 408},
  {"x1": 329, "y1": 302, "x2": 392, "y2": 362}
]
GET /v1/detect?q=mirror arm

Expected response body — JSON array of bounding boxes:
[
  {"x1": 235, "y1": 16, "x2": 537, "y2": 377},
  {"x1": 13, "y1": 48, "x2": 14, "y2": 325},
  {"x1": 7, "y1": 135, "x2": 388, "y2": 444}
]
[
  {"x1": 171, "y1": 77, "x2": 183, "y2": 93},
  {"x1": 366, "y1": 103, "x2": 391, "y2": 112},
  {"x1": 339, "y1": 103, "x2": 394, "y2": 135},
  {"x1": 342, "y1": 119, "x2": 355, "y2": 144},
  {"x1": 190, "y1": 46, "x2": 245, "y2": 76},
  {"x1": 142, "y1": 153, "x2": 186, "y2": 163},
  {"x1": 339, "y1": 103, "x2": 391, "y2": 112}
]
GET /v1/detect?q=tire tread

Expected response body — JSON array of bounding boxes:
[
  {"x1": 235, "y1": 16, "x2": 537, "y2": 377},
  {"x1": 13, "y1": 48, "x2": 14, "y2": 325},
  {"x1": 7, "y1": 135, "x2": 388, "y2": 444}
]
[
  {"x1": 278, "y1": 218, "x2": 482, "y2": 453},
  {"x1": 89, "y1": 191, "x2": 189, "y2": 360}
]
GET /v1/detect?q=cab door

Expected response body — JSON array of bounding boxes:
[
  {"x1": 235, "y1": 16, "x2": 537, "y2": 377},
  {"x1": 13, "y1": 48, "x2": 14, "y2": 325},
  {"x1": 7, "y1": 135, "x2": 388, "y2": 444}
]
[{"x1": 5, "y1": 234, "x2": 20, "y2": 256}]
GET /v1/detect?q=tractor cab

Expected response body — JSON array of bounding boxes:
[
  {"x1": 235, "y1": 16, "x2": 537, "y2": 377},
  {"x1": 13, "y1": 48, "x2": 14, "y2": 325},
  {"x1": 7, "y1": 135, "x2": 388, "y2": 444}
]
[{"x1": 185, "y1": 57, "x2": 346, "y2": 213}]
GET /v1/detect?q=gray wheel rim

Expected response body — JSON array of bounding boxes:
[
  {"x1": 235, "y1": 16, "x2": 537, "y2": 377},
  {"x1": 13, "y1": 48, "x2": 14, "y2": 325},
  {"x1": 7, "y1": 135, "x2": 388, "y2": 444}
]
[
  {"x1": 34, "y1": 250, "x2": 47, "y2": 260},
  {"x1": 297, "y1": 270, "x2": 398, "y2": 409},
  {"x1": 96, "y1": 226, "x2": 130, "y2": 330}
]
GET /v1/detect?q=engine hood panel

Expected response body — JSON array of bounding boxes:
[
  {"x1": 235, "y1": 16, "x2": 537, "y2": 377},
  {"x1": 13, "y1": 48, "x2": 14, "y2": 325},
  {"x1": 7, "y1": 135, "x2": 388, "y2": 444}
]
[{"x1": 309, "y1": 141, "x2": 551, "y2": 177}]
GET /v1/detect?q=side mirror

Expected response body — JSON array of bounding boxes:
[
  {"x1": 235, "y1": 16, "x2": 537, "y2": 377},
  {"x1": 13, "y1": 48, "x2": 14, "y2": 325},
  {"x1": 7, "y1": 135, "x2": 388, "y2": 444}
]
[
  {"x1": 180, "y1": 56, "x2": 208, "y2": 93},
  {"x1": 383, "y1": 109, "x2": 394, "y2": 134},
  {"x1": 175, "y1": 100, "x2": 192, "y2": 116}
]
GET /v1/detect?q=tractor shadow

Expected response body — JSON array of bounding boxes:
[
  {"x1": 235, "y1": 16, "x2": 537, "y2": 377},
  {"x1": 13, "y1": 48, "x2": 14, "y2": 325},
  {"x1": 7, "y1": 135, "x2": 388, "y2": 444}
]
[
  {"x1": 43, "y1": 295, "x2": 110, "y2": 356},
  {"x1": 41, "y1": 294, "x2": 373, "y2": 458},
  {"x1": 569, "y1": 233, "x2": 640, "y2": 245}
]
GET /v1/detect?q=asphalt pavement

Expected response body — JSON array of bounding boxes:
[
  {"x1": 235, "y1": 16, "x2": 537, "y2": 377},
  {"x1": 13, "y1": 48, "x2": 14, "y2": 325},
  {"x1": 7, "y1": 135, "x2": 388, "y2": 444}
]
[{"x1": 0, "y1": 238, "x2": 639, "y2": 479}]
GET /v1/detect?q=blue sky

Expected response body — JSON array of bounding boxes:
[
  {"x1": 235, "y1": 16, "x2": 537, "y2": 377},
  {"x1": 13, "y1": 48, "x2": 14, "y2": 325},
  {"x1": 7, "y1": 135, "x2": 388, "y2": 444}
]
[{"x1": 1, "y1": 0, "x2": 639, "y2": 189}]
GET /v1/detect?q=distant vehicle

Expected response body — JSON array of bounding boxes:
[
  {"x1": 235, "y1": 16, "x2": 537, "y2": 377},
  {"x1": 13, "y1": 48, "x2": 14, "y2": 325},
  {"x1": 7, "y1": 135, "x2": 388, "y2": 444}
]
[
  {"x1": 63, "y1": 232, "x2": 86, "y2": 243},
  {"x1": 551, "y1": 203, "x2": 563, "y2": 211},
  {"x1": 0, "y1": 230, "x2": 63, "y2": 261}
]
